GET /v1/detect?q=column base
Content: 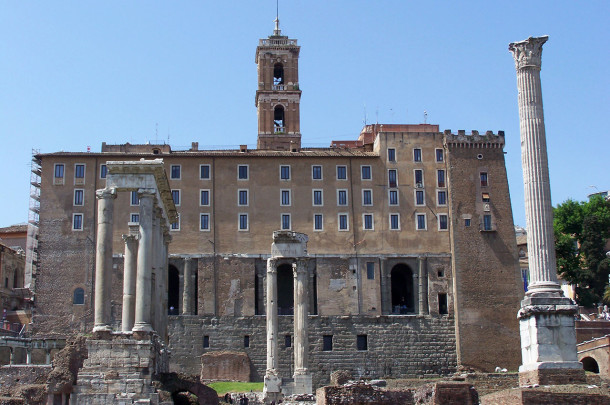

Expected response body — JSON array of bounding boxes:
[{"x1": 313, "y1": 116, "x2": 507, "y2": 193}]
[
  {"x1": 291, "y1": 372, "x2": 313, "y2": 395},
  {"x1": 132, "y1": 322, "x2": 154, "y2": 333},
  {"x1": 263, "y1": 372, "x2": 282, "y2": 404},
  {"x1": 519, "y1": 363, "x2": 585, "y2": 386},
  {"x1": 92, "y1": 325, "x2": 112, "y2": 339}
]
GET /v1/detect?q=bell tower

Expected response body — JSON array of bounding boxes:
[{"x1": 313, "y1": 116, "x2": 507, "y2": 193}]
[{"x1": 255, "y1": 18, "x2": 302, "y2": 150}]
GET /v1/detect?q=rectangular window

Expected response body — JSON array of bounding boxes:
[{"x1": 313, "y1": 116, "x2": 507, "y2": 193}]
[
  {"x1": 413, "y1": 148, "x2": 422, "y2": 162},
  {"x1": 389, "y1": 190, "x2": 399, "y2": 206},
  {"x1": 200, "y1": 164, "x2": 210, "y2": 179},
  {"x1": 480, "y1": 172, "x2": 488, "y2": 187},
  {"x1": 200, "y1": 214, "x2": 210, "y2": 231},
  {"x1": 171, "y1": 214, "x2": 180, "y2": 231},
  {"x1": 54, "y1": 163, "x2": 65, "y2": 178},
  {"x1": 390, "y1": 213, "x2": 400, "y2": 230},
  {"x1": 244, "y1": 335, "x2": 250, "y2": 348},
  {"x1": 312, "y1": 165, "x2": 322, "y2": 180},
  {"x1": 239, "y1": 214, "x2": 249, "y2": 231},
  {"x1": 336, "y1": 165, "x2": 347, "y2": 180},
  {"x1": 313, "y1": 190, "x2": 323, "y2": 206},
  {"x1": 465, "y1": 218, "x2": 471, "y2": 227},
  {"x1": 238, "y1": 189, "x2": 248, "y2": 206},
  {"x1": 415, "y1": 190, "x2": 425, "y2": 206},
  {"x1": 437, "y1": 170, "x2": 446, "y2": 188},
  {"x1": 281, "y1": 189, "x2": 291, "y2": 206},
  {"x1": 357, "y1": 335, "x2": 368, "y2": 351},
  {"x1": 436, "y1": 148, "x2": 444, "y2": 162},
  {"x1": 170, "y1": 165, "x2": 181, "y2": 179},
  {"x1": 416, "y1": 213, "x2": 427, "y2": 230},
  {"x1": 73, "y1": 189, "x2": 84, "y2": 206},
  {"x1": 281, "y1": 214, "x2": 291, "y2": 230},
  {"x1": 100, "y1": 164, "x2": 107, "y2": 179},
  {"x1": 415, "y1": 169, "x2": 423, "y2": 187},
  {"x1": 363, "y1": 214, "x2": 373, "y2": 230},
  {"x1": 437, "y1": 190, "x2": 447, "y2": 206},
  {"x1": 74, "y1": 164, "x2": 85, "y2": 179},
  {"x1": 482, "y1": 192, "x2": 490, "y2": 202},
  {"x1": 131, "y1": 191, "x2": 139, "y2": 206},
  {"x1": 366, "y1": 262, "x2": 375, "y2": 280},
  {"x1": 483, "y1": 214, "x2": 492, "y2": 231},
  {"x1": 361, "y1": 165, "x2": 371, "y2": 180},
  {"x1": 200, "y1": 190, "x2": 210, "y2": 206},
  {"x1": 172, "y1": 190, "x2": 180, "y2": 206},
  {"x1": 388, "y1": 169, "x2": 397, "y2": 188},
  {"x1": 130, "y1": 213, "x2": 139, "y2": 223},
  {"x1": 362, "y1": 189, "x2": 373, "y2": 206},
  {"x1": 323, "y1": 335, "x2": 333, "y2": 351},
  {"x1": 438, "y1": 214, "x2": 448, "y2": 230},
  {"x1": 203, "y1": 335, "x2": 210, "y2": 348},
  {"x1": 439, "y1": 293, "x2": 448, "y2": 315},
  {"x1": 314, "y1": 214, "x2": 323, "y2": 231},
  {"x1": 72, "y1": 214, "x2": 83, "y2": 231},
  {"x1": 285, "y1": 335, "x2": 292, "y2": 348},
  {"x1": 338, "y1": 214, "x2": 349, "y2": 231},
  {"x1": 280, "y1": 165, "x2": 290, "y2": 180},
  {"x1": 337, "y1": 190, "x2": 347, "y2": 206},
  {"x1": 238, "y1": 165, "x2": 249, "y2": 180},
  {"x1": 388, "y1": 148, "x2": 396, "y2": 162}
]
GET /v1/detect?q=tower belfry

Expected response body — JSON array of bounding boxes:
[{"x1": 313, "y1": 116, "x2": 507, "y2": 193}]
[{"x1": 255, "y1": 18, "x2": 301, "y2": 150}]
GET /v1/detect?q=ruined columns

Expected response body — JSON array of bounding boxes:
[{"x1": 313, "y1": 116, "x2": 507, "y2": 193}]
[
  {"x1": 121, "y1": 224, "x2": 139, "y2": 332},
  {"x1": 418, "y1": 257, "x2": 428, "y2": 315},
  {"x1": 182, "y1": 258, "x2": 192, "y2": 315},
  {"x1": 293, "y1": 260, "x2": 309, "y2": 374},
  {"x1": 263, "y1": 258, "x2": 281, "y2": 401},
  {"x1": 133, "y1": 189, "x2": 155, "y2": 333},
  {"x1": 509, "y1": 36, "x2": 583, "y2": 385},
  {"x1": 93, "y1": 188, "x2": 116, "y2": 333}
]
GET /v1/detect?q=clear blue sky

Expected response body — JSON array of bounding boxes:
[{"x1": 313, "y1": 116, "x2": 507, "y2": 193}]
[{"x1": 1, "y1": 1, "x2": 608, "y2": 228}]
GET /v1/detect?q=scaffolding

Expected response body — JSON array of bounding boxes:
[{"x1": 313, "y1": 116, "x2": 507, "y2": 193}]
[{"x1": 25, "y1": 149, "x2": 40, "y2": 291}]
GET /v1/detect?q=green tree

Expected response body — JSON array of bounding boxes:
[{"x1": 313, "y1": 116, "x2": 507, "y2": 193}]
[{"x1": 554, "y1": 195, "x2": 610, "y2": 307}]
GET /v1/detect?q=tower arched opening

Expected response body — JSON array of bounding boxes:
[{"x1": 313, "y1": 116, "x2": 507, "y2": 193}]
[
  {"x1": 274, "y1": 105, "x2": 285, "y2": 133},
  {"x1": 273, "y1": 63, "x2": 284, "y2": 86}
]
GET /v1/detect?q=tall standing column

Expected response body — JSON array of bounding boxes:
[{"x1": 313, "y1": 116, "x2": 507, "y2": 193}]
[
  {"x1": 182, "y1": 258, "x2": 192, "y2": 315},
  {"x1": 133, "y1": 189, "x2": 155, "y2": 333},
  {"x1": 263, "y1": 258, "x2": 281, "y2": 401},
  {"x1": 292, "y1": 259, "x2": 312, "y2": 395},
  {"x1": 93, "y1": 188, "x2": 116, "y2": 333},
  {"x1": 121, "y1": 224, "x2": 139, "y2": 332},
  {"x1": 509, "y1": 36, "x2": 583, "y2": 385},
  {"x1": 418, "y1": 257, "x2": 429, "y2": 315}
]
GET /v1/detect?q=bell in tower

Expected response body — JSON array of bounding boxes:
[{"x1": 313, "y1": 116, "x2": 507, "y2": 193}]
[{"x1": 255, "y1": 18, "x2": 302, "y2": 150}]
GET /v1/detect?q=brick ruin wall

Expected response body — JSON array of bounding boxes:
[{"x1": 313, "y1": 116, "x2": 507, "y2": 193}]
[{"x1": 168, "y1": 315, "x2": 457, "y2": 388}]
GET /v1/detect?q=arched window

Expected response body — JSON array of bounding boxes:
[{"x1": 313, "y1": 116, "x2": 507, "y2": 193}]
[
  {"x1": 390, "y1": 264, "x2": 414, "y2": 314},
  {"x1": 581, "y1": 356, "x2": 599, "y2": 373},
  {"x1": 168, "y1": 265, "x2": 180, "y2": 315},
  {"x1": 277, "y1": 264, "x2": 293, "y2": 315},
  {"x1": 274, "y1": 105, "x2": 285, "y2": 133},
  {"x1": 73, "y1": 288, "x2": 85, "y2": 305},
  {"x1": 273, "y1": 63, "x2": 284, "y2": 86}
]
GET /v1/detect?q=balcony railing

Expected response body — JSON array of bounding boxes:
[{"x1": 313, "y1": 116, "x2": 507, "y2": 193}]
[
  {"x1": 274, "y1": 127, "x2": 286, "y2": 134},
  {"x1": 260, "y1": 38, "x2": 298, "y2": 46},
  {"x1": 272, "y1": 84, "x2": 284, "y2": 91}
]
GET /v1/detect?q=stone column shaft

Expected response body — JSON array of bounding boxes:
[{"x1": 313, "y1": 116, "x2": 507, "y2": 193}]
[
  {"x1": 418, "y1": 257, "x2": 428, "y2": 315},
  {"x1": 121, "y1": 228, "x2": 139, "y2": 332},
  {"x1": 293, "y1": 260, "x2": 309, "y2": 374},
  {"x1": 93, "y1": 188, "x2": 116, "y2": 333},
  {"x1": 133, "y1": 190, "x2": 155, "y2": 333},
  {"x1": 182, "y1": 258, "x2": 192, "y2": 315},
  {"x1": 266, "y1": 258, "x2": 279, "y2": 374}
]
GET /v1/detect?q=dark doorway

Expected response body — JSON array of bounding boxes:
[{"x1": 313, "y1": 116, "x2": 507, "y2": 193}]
[
  {"x1": 171, "y1": 391, "x2": 198, "y2": 405},
  {"x1": 581, "y1": 357, "x2": 599, "y2": 373},
  {"x1": 277, "y1": 264, "x2": 293, "y2": 315},
  {"x1": 168, "y1": 265, "x2": 180, "y2": 315},
  {"x1": 391, "y1": 264, "x2": 414, "y2": 314},
  {"x1": 274, "y1": 105, "x2": 285, "y2": 132}
]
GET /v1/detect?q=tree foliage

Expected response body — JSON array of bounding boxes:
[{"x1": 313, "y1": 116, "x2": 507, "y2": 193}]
[{"x1": 554, "y1": 195, "x2": 610, "y2": 307}]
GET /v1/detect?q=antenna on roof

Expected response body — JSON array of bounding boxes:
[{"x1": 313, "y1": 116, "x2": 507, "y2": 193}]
[
  {"x1": 423, "y1": 110, "x2": 428, "y2": 124},
  {"x1": 363, "y1": 103, "x2": 367, "y2": 126},
  {"x1": 274, "y1": 0, "x2": 281, "y2": 35},
  {"x1": 155, "y1": 123, "x2": 159, "y2": 144}
]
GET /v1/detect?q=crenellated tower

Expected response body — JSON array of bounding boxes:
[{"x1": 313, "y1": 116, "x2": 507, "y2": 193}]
[{"x1": 255, "y1": 18, "x2": 302, "y2": 150}]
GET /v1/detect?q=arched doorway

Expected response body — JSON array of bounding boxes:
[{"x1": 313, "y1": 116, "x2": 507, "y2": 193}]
[
  {"x1": 581, "y1": 356, "x2": 599, "y2": 373},
  {"x1": 168, "y1": 265, "x2": 180, "y2": 315},
  {"x1": 274, "y1": 105, "x2": 285, "y2": 133},
  {"x1": 391, "y1": 264, "x2": 414, "y2": 314},
  {"x1": 277, "y1": 263, "x2": 293, "y2": 315}
]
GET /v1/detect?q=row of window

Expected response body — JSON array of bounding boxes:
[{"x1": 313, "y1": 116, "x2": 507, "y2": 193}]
[
  {"x1": 387, "y1": 147, "x2": 444, "y2": 163},
  {"x1": 201, "y1": 333, "x2": 370, "y2": 351}
]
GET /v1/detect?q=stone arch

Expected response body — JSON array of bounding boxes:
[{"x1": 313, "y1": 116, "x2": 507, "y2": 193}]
[
  {"x1": 274, "y1": 105, "x2": 285, "y2": 132},
  {"x1": 273, "y1": 63, "x2": 284, "y2": 85},
  {"x1": 581, "y1": 356, "x2": 599, "y2": 373},
  {"x1": 390, "y1": 263, "x2": 414, "y2": 314},
  {"x1": 277, "y1": 263, "x2": 294, "y2": 315},
  {"x1": 168, "y1": 264, "x2": 180, "y2": 315}
]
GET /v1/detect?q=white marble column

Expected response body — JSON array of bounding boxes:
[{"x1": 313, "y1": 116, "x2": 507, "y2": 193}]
[
  {"x1": 509, "y1": 36, "x2": 583, "y2": 384},
  {"x1": 293, "y1": 260, "x2": 309, "y2": 374},
  {"x1": 93, "y1": 188, "x2": 116, "y2": 333},
  {"x1": 133, "y1": 189, "x2": 155, "y2": 333},
  {"x1": 265, "y1": 258, "x2": 279, "y2": 374},
  {"x1": 182, "y1": 258, "x2": 192, "y2": 315},
  {"x1": 121, "y1": 226, "x2": 139, "y2": 332},
  {"x1": 418, "y1": 257, "x2": 428, "y2": 315}
]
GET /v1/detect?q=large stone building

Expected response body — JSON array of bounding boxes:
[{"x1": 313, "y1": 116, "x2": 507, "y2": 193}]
[{"x1": 31, "y1": 23, "x2": 523, "y2": 387}]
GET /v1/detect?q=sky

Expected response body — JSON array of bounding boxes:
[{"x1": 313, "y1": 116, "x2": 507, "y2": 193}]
[{"x1": 0, "y1": 1, "x2": 608, "y2": 228}]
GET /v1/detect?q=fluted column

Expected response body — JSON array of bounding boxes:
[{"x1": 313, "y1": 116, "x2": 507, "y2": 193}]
[
  {"x1": 93, "y1": 188, "x2": 116, "y2": 333},
  {"x1": 182, "y1": 258, "x2": 192, "y2": 315},
  {"x1": 133, "y1": 189, "x2": 155, "y2": 333},
  {"x1": 293, "y1": 260, "x2": 309, "y2": 374},
  {"x1": 265, "y1": 258, "x2": 279, "y2": 374},
  {"x1": 121, "y1": 224, "x2": 139, "y2": 332},
  {"x1": 418, "y1": 257, "x2": 428, "y2": 315},
  {"x1": 509, "y1": 36, "x2": 560, "y2": 294}
]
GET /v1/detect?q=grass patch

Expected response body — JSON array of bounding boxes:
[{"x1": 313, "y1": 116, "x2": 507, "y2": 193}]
[{"x1": 207, "y1": 381, "x2": 264, "y2": 396}]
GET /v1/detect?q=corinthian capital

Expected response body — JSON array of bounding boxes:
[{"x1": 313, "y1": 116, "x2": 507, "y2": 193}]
[{"x1": 508, "y1": 35, "x2": 548, "y2": 70}]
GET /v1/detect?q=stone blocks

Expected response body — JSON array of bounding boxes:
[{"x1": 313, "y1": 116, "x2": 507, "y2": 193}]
[{"x1": 200, "y1": 351, "x2": 251, "y2": 381}]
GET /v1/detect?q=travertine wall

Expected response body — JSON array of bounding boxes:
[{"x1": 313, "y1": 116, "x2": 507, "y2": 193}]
[{"x1": 168, "y1": 315, "x2": 457, "y2": 388}]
